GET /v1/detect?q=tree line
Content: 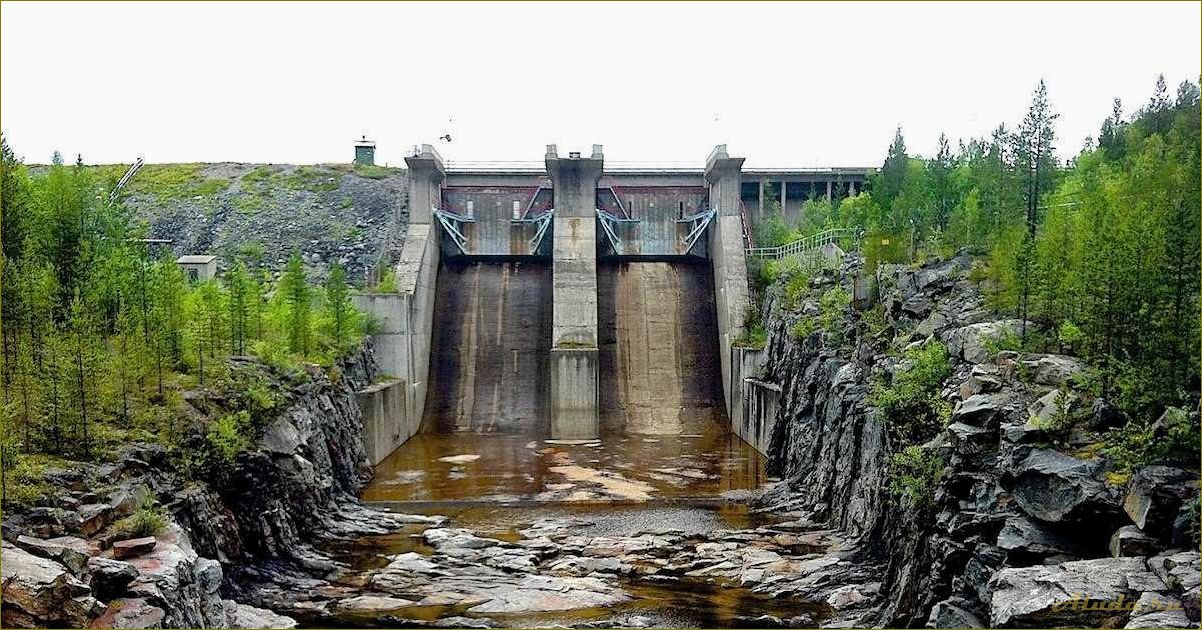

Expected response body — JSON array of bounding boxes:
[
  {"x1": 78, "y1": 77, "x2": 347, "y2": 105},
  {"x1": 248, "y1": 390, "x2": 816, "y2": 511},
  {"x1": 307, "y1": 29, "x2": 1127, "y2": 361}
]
[
  {"x1": 0, "y1": 144, "x2": 367, "y2": 472},
  {"x1": 757, "y1": 74, "x2": 1200, "y2": 428}
]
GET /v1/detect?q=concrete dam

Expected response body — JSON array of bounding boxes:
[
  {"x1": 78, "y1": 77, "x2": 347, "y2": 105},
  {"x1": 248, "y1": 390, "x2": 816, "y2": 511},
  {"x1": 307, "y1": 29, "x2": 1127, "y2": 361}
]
[{"x1": 354, "y1": 144, "x2": 869, "y2": 466}]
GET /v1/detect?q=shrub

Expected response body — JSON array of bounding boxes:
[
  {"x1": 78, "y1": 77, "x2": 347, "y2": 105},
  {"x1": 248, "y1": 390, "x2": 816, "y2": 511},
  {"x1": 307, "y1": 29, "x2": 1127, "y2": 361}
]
[
  {"x1": 2, "y1": 455, "x2": 54, "y2": 509},
  {"x1": 817, "y1": 286, "x2": 851, "y2": 344},
  {"x1": 734, "y1": 325, "x2": 767, "y2": 349},
  {"x1": 889, "y1": 445, "x2": 943, "y2": 507},
  {"x1": 113, "y1": 492, "x2": 167, "y2": 539},
  {"x1": 1103, "y1": 407, "x2": 1200, "y2": 472},
  {"x1": 870, "y1": 341, "x2": 952, "y2": 446},
  {"x1": 207, "y1": 411, "x2": 253, "y2": 467}
]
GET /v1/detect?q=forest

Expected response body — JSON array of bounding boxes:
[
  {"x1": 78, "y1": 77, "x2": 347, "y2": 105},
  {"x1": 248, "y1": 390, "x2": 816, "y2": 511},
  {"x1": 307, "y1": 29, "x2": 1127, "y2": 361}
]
[
  {"x1": 752, "y1": 74, "x2": 1200, "y2": 471},
  {"x1": 0, "y1": 147, "x2": 367, "y2": 505}
]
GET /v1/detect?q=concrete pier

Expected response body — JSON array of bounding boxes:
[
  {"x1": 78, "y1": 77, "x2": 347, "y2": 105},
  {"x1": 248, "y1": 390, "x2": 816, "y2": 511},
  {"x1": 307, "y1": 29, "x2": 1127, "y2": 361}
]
[
  {"x1": 704, "y1": 145, "x2": 751, "y2": 420},
  {"x1": 545, "y1": 145, "x2": 604, "y2": 439}
]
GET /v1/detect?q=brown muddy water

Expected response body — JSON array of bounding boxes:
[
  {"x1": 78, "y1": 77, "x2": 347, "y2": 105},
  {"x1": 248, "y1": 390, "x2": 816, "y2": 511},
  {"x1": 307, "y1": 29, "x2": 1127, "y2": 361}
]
[
  {"x1": 361, "y1": 423, "x2": 765, "y2": 506},
  {"x1": 318, "y1": 423, "x2": 835, "y2": 628}
]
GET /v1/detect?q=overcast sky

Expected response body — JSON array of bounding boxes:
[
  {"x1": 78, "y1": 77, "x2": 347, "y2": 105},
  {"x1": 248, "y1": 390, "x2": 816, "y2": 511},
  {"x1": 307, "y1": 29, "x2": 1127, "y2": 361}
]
[{"x1": 2, "y1": 1, "x2": 1199, "y2": 168}]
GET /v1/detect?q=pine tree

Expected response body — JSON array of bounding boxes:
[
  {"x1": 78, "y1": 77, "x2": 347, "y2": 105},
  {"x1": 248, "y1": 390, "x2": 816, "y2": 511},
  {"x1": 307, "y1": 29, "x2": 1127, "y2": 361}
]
[
  {"x1": 281, "y1": 253, "x2": 312, "y2": 357},
  {"x1": 928, "y1": 133, "x2": 956, "y2": 229},
  {"x1": 325, "y1": 263, "x2": 352, "y2": 349},
  {"x1": 1013, "y1": 80, "x2": 1058, "y2": 341}
]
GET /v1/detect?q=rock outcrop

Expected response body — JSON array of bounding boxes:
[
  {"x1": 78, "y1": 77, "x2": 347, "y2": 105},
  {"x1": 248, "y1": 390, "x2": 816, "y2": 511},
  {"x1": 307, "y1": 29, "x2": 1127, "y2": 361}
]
[
  {"x1": 2, "y1": 344, "x2": 418, "y2": 628},
  {"x1": 758, "y1": 253, "x2": 1201, "y2": 628}
]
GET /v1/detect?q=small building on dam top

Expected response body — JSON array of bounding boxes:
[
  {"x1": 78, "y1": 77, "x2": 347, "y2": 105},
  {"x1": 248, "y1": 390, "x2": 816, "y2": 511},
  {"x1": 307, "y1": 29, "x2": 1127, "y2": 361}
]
[{"x1": 353, "y1": 143, "x2": 871, "y2": 465}]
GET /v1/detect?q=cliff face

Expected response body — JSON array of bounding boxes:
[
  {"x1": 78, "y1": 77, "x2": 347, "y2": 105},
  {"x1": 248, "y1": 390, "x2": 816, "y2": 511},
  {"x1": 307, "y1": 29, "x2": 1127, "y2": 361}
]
[
  {"x1": 1, "y1": 344, "x2": 421, "y2": 628},
  {"x1": 758, "y1": 254, "x2": 1201, "y2": 628}
]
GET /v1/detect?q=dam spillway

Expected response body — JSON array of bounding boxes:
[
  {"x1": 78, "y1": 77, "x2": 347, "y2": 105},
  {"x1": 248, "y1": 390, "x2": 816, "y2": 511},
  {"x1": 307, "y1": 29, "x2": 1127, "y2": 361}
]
[
  {"x1": 598, "y1": 260, "x2": 726, "y2": 435},
  {"x1": 354, "y1": 143, "x2": 867, "y2": 463},
  {"x1": 424, "y1": 260, "x2": 553, "y2": 435}
]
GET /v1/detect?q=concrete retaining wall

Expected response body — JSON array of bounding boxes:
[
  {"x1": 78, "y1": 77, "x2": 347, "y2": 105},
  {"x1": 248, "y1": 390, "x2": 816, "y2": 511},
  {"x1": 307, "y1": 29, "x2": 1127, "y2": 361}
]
[
  {"x1": 350, "y1": 223, "x2": 441, "y2": 462},
  {"x1": 738, "y1": 379, "x2": 780, "y2": 455},
  {"x1": 356, "y1": 378, "x2": 416, "y2": 465}
]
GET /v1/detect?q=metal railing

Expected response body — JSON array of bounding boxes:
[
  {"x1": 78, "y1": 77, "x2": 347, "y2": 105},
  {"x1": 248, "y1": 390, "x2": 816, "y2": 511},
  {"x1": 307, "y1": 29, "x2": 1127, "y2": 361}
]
[{"x1": 746, "y1": 227, "x2": 859, "y2": 260}]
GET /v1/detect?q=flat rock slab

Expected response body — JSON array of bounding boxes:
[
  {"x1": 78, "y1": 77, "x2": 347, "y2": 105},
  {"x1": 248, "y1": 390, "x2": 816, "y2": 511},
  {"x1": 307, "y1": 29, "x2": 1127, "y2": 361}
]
[{"x1": 112, "y1": 537, "x2": 157, "y2": 560}]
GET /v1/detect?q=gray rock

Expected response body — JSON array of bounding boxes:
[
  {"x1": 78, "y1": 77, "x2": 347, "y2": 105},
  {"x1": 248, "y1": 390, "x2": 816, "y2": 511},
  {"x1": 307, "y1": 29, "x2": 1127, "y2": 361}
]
[
  {"x1": 1109, "y1": 525, "x2": 1161, "y2": 557},
  {"x1": 1123, "y1": 466, "x2": 1198, "y2": 540},
  {"x1": 90, "y1": 597, "x2": 166, "y2": 629},
  {"x1": 996, "y1": 515, "x2": 1082, "y2": 557},
  {"x1": 951, "y1": 394, "x2": 1007, "y2": 427},
  {"x1": 988, "y1": 557, "x2": 1166, "y2": 627},
  {"x1": 1027, "y1": 389, "x2": 1078, "y2": 425},
  {"x1": 87, "y1": 557, "x2": 139, "y2": 600},
  {"x1": 941, "y1": 319, "x2": 1025, "y2": 364},
  {"x1": 223, "y1": 601, "x2": 298, "y2": 629},
  {"x1": 112, "y1": 536, "x2": 157, "y2": 560},
  {"x1": 1, "y1": 541, "x2": 103, "y2": 627},
  {"x1": 1125, "y1": 592, "x2": 1192, "y2": 628},
  {"x1": 15, "y1": 535, "x2": 94, "y2": 576},
  {"x1": 1010, "y1": 449, "x2": 1116, "y2": 522},
  {"x1": 1019, "y1": 354, "x2": 1087, "y2": 387},
  {"x1": 926, "y1": 597, "x2": 985, "y2": 628}
]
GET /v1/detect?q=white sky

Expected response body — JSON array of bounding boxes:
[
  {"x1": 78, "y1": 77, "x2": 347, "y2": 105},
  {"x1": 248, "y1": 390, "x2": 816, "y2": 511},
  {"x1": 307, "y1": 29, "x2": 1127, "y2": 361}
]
[{"x1": 2, "y1": 1, "x2": 1199, "y2": 168}]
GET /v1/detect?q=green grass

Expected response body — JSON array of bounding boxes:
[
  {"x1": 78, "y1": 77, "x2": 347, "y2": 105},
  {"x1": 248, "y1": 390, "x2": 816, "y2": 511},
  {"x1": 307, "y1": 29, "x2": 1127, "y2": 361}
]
[
  {"x1": 127, "y1": 164, "x2": 230, "y2": 200},
  {"x1": 352, "y1": 163, "x2": 400, "y2": 180}
]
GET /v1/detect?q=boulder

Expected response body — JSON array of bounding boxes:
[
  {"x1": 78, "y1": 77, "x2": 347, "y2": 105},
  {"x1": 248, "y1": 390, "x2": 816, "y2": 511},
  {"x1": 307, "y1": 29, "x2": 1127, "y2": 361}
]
[
  {"x1": 1123, "y1": 466, "x2": 1198, "y2": 540},
  {"x1": 334, "y1": 594, "x2": 418, "y2": 614},
  {"x1": 87, "y1": 557, "x2": 139, "y2": 600},
  {"x1": 1109, "y1": 525, "x2": 1161, "y2": 558},
  {"x1": 1027, "y1": 389, "x2": 1078, "y2": 425},
  {"x1": 941, "y1": 319, "x2": 1025, "y2": 364},
  {"x1": 958, "y1": 365, "x2": 1004, "y2": 400},
  {"x1": 1, "y1": 541, "x2": 103, "y2": 628},
  {"x1": 1009, "y1": 449, "x2": 1117, "y2": 522},
  {"x1": 222, "y1": 601, "x2": 298, "y2": 629},
  {"x1": 952, "y1": 393, "x2": 1008, "y2": 427},
  {"x1": 1125, "y1": 592, "x2": 1193, "y2": 628},
  {"x1": 16, "y1": 535, "x2": 95, "y2": 576},
  {"x1": 926, "y1": 597, "x2": 986, "y2": 628},
  {"x1": 988, "y1": 557, "x2": 1166, "y2": 627},
  {"x1": 1018, "y1": 354, "x2": 1087, "y2": 387},
  {"x1": 77, "y1": 503, "x2": 115, "y2": 537},
  {"x1": 89, "y1": 598, "x2": 167, "y2": 629},
  {"x1": 996, "y1": 515, "x2": 1083, "y2": 558},
  {"x1": 112, "y1": 537, "x2": 157, "y2": 560}
]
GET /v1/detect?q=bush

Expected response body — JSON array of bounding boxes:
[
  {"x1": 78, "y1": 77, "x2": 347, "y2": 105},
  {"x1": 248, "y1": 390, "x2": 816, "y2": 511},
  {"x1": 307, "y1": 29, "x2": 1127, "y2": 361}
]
[
  {"x1": 817, "y1": 286, "x2": 851, "y2": 344},
  {"x1": 2, "y1": 455, "x2": 54, "y2": 509},
  {"x1": 1103, "y1": 407, "x2": 1200, "y2": 472},
  {"x1": 870, "y1": 341, "x2": 953, "y2": 445},
  {"x1": 113, "y1": 492, "x2": 167, "y2": 539},
  {"x1": 734, "y1": 325, "x2": 767, "y2": 349},
  {"x1": 207, "y1": 411, "x2": 252, "y2": 467},
  {"x1": 889, "y1": 445, "x2": 943, "y2": 507}
]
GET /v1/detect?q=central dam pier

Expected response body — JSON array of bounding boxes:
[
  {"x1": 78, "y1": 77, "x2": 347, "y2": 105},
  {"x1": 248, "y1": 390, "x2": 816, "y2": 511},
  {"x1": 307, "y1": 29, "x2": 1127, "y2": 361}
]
[{"x1": 354, "y1": 144, "x2": 869, "y2": 463}]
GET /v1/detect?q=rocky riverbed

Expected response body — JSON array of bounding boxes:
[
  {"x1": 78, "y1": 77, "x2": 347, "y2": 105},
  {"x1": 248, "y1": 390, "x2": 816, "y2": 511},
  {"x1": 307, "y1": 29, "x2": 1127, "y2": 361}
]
[{"x1": 238, "y1": 504, "x2": 882, "y2": 629}]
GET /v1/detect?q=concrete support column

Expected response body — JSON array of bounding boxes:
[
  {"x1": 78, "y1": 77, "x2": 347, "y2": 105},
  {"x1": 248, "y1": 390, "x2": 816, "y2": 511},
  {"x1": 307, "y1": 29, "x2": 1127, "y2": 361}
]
[
  {"x1": 849, "y1": 180, "x2": 857, "y2": 197},
  {"x1": 546, "y1": 144, "x2": 604, "y2": 440},
  {"x1": 779, "y1": 180, "x2": 786, "y2": 214},
  {"x1": 406, "y1": 144, "x2": 445, "y2": 223},
  {"x1": 827, "y1": 180, "x2": 833, "y2": 201},
  {"x1": 757, "y1": 180, "x2": 764, "y2": 215},
  {"x1": 704, "y1": 145, "x2": 749, "y2": 421}
]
